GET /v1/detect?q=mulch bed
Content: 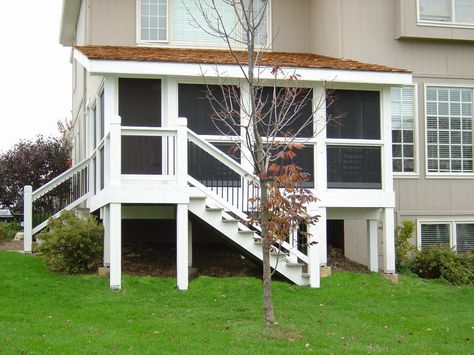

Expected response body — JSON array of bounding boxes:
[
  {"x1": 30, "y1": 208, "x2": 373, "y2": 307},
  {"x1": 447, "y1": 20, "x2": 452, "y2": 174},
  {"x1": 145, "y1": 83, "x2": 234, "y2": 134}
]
[
  {"x1": 0, "y1": 240, "x2": 23, "y2": 251},
  {"x1": 0, "y1": 240, "x2": 371, "y2": 276}
]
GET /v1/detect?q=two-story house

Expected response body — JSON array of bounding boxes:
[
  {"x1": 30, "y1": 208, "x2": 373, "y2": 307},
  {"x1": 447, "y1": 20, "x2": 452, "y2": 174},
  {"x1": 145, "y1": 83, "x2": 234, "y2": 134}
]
[{"x1": 24, "y1": 0, "x2": 435, "y2": 290}]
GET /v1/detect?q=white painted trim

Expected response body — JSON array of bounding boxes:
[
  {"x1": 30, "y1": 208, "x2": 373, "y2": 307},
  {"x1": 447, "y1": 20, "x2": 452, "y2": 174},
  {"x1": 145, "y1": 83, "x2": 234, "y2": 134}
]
[
  {"x1": 109, "y1": 203, "x2": 122, "y2": 290},
  {"x1": 73, "y1": 51, "x2": 412, "y2": 86},
  {"x1": 382, "y1": 87, "x2": 394, "y2": 192},
  {"x1": 383, "y1": 208, "x2": 396, "y2": 273}
]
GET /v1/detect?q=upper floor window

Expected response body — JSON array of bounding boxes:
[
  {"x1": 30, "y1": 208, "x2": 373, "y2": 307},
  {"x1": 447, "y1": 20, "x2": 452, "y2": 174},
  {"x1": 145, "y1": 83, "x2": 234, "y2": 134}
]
[
  {"x1": 426, "y1": 86, "x2": 473, "y2": 174},
  {"x1": 391, "y1": 86, "x2": 416, "y2": 173},
  {"x1": 419, "y1": 0, "x2": 474, "y2": 26},
  {"x1": 138, "y1": 0, "x2": 269, "y2": 47}
]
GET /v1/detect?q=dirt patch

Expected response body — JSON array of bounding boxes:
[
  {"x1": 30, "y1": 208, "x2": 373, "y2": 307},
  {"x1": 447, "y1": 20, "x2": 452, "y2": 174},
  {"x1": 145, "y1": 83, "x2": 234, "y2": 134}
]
[
  {"x1": 327, "y1": 246, "x2": 370, "y2": 274},
  {"x1": 122, "y1": 243, "x2": 370, "y2": 278},
  {"x1": 0, "y1": 240, "x2": 23, "y2": 251},
  {"x1": 122, "y1": 242, "x2": 261, "y2": 278}
]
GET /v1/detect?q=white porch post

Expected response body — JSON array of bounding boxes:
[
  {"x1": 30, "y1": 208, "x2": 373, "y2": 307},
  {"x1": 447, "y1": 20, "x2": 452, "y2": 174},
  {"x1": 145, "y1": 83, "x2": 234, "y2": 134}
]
[
  {"x1": 383, "y1": 207, "x2": 396, "y2": 274},
  {"x1": 23, "y1": 185, "x2": 32, "y2": 254},
  {"x1": 307, "y1": 218, "x2": 321, "y2": 288},
  {"x1": 176, "y1": 203, "x2": 189, "y2": 290},
  {"x1": 367, "y1": 219, "x2": 379, "y2": 272},
  {"x1": 176, "y1": 117, "x2": 188, "y2": 186},
  {"x1": 103, "y1": 205, "x2": 110, "y2": 266},
  {"x1": 317, "y1": 207, "x2": 327, "y2": 265},
  {"x1": 188, "y1": 221, "x2": 193, "y2": 268},
  {"x1": 109, "y1": 203, "x2": 122, "y2": 289}
]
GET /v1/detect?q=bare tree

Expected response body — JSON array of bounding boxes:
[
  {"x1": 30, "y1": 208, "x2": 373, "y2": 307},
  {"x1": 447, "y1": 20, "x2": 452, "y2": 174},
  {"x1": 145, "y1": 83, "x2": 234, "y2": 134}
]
[{"x1": 187, "y1": 0, "x2": 330, "y2": 325}]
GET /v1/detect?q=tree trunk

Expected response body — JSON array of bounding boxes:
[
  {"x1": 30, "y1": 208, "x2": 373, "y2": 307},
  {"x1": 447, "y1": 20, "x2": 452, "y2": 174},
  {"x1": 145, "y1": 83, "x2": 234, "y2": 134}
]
[{"x1": 260, "y1": 183, "x2": 276, "y2": 325}]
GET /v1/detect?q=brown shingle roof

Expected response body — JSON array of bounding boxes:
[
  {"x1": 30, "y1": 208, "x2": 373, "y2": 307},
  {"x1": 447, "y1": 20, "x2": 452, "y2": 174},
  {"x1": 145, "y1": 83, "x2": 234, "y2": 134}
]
[{"x1": 75, "y1": 45, "x2": 409, "y2": 73}]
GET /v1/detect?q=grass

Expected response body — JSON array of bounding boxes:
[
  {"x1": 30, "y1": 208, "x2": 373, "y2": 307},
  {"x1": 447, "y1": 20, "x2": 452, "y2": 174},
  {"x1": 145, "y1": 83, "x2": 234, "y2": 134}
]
[{"x1": 0, "y1": 252, "x2": 473, "y2": 354}]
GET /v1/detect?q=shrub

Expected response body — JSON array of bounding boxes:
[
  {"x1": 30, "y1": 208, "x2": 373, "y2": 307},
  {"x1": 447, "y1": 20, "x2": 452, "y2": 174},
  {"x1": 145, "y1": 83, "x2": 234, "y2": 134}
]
[
  {"x1": 36, "y1": 211, "x2": 103, "y2": 274},
  {"x1": 0, "y1": 220, "x2": 21, "y2": 241},
  {"x1": 410, "y1": 246, "x2": 474, "y2": 286},
  {"x1": 395, "y1": 220, "x2": 416, "y2": 270}
]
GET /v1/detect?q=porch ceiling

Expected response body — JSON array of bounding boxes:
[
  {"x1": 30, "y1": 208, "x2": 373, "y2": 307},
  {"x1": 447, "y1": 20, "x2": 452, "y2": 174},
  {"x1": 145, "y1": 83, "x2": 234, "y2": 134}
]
[{"x1": 75, "y1": 45, "x2": 409, "y2": 73}]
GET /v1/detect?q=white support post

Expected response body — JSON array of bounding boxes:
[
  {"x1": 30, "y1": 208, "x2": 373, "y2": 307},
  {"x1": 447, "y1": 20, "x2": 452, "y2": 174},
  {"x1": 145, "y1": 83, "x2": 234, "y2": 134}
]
[
  {"x1": 176, "y1": 117, "x2": 188, "y2": 187},
  {"x1": 317, "y1": 207, "x2": 327, "y2": 265},
  {"x1": 23, "y1": 185, "x2": 33, "y2": 254},
  {"x1": 109, "y1": 115, "x2": 122, "y2": 186},
  {"x1": 287, "y1": 229, "x2": 298, "y2": 264},
  {"x1": 109, "y1": 203, "x2": 122, "y2": 290},
  {"x1": 307, "y1": 221, "x2": 321, "y2": 288},
  {"x1": 188, "y1": 220, "x2": 193, "y2": 268},
  {"x1": 367, "y1": 219, "x2": 379, "y2": 272},
  {"x1": 383, "y1": 207, "x2": 396, "y2": 274},
  {"x1": 103, "y1": 205, "x2": 110, "y2": 266},
  {"x1": 176, "y1": 203, "x2": 189, "y2": 290}
]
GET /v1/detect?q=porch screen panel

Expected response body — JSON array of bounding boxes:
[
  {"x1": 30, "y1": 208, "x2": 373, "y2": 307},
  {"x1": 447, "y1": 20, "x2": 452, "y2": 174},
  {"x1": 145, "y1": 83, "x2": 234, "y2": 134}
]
[
  {"x1": 456, "y1": 223, "x2": 474, "y2": 252},
  {"x1": 122, "y1": 136, "x2": 162, "y2": 174},
  {"x1": 420, "y1": 223, "x2": 450, "y2": 249},
  {"x1": 326, "y1": 90, "x2": 380, "y2": 140},
  {"x1": 270, "y1": 146, "x2": 314, "y2": 188},
  {"x1": 119, "y1": 78, "x2": 161, "y2": 127},
  {"x1": 178, "y1": 84, "x2": 240, "y2": 135},
  {"x1": 256, "y1": 86, "x2": 313, "y2": 138},
  {"x1": 327, "y1": 146, "x2": 381, "y2": 189}
]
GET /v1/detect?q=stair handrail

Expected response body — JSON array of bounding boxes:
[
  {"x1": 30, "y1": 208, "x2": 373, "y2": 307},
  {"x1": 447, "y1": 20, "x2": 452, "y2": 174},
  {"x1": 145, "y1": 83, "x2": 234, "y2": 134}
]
[
  {"x1": 187, "y1": 130, "x2": 309, "y2": 265},
  {"x1": 187, "y1": 129, "x2": 259, "y2": 184},
  {"x1": 32, "y1": 157, "x2": 91, "y2": 200},
  {"x1": 32, "y1": 134, "x2": 107, "y2": 200}
]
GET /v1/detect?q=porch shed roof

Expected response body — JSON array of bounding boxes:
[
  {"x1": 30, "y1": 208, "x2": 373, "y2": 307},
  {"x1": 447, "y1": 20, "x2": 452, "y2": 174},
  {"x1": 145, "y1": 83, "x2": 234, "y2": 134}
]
[{"x1": 74, "y1": 46, "x2": 409, "y2": 73}]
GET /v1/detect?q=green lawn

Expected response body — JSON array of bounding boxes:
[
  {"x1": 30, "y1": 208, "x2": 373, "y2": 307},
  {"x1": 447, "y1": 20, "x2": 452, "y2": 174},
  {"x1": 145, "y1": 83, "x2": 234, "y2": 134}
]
[{"x1": 1, "y1": 252, "x2": 473, "y2": 354}]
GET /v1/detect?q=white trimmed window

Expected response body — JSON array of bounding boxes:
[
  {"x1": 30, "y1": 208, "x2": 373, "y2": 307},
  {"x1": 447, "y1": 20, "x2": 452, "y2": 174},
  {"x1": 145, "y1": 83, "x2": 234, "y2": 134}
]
[
  {"x1": 419, "y1": 221, "x2": 474, "y2": 252},
  {"x1": 140, "y1": 0, "x2": 168, "y2": 41},
  {"x1": 139, "y1": 0, "x2": 269, "y2": 46},
  {"x1": 391, "y1": 86, "x2": 416, "y2": 173},
  {"x1": 419, "y1": 0, "x2": 474, "y2": 26},
  {"x1": 426, "y1": 86, "x2": 473, "y2": 174}
]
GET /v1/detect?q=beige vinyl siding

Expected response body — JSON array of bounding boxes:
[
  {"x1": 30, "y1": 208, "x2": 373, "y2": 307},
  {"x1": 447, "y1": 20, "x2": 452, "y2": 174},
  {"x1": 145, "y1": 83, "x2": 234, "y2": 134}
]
[
  {"x1": 89, "y1": 0, "x2": 136, "y2": 46},
  {"x1": 309, "y1": 0, "x2": 474, "y2": 222},
  {"x1": 86, "y1": 0, "x2": 311, "y2": 51}
]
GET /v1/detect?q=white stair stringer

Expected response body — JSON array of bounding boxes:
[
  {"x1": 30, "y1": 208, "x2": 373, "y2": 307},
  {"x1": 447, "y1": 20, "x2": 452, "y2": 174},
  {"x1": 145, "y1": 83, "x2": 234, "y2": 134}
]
[{"x1": 188, "y1": 193, "x2": 309, "y2": 286}]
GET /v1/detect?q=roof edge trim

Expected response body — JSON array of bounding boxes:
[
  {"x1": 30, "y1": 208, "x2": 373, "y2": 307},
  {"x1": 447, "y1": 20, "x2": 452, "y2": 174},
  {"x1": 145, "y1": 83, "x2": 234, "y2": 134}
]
[{"x1": 59, "y1": 0, "x2": 82, "y2": 46}]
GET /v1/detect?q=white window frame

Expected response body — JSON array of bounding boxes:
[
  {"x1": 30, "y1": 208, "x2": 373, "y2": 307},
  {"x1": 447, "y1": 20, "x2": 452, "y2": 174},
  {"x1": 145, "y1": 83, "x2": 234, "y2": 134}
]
[
  {"x1": 417, "y1": 219, "x2": 474, "y2": 252},
  {"x1": 325, "y1": 85, "x2": 387, "y2": 190},
  {"x1": 417, "y1": 0, "x2": 474, "y2": 29},
  {"x1": 391, "y1": 84, "x2": 419, "y2": 177},
  {"x1": 137, "y1": 0, "x2": 169, "y2": 43},
  {"x1": 424, "y1": 84, "x2": 474, "y2": 178},
  {"x1": 136, "y1": 0, "x2": 272, "y2": 49}
]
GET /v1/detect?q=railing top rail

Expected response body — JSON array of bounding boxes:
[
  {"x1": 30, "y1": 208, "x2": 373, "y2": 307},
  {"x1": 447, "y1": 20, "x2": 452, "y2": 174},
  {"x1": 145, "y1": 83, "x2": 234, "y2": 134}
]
[
  {"x1": 187, "y1": 129, "x2": 259, "y2": 184},
  {"x1": 121, "y1": 126, "x2": 178, "y2": 137}
]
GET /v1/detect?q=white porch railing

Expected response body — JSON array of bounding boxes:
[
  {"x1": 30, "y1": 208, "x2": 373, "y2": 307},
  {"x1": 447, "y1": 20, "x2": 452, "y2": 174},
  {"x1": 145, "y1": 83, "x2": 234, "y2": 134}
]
[{"x1": 23, "y1": 117, "x2": 311, "y2": 279}]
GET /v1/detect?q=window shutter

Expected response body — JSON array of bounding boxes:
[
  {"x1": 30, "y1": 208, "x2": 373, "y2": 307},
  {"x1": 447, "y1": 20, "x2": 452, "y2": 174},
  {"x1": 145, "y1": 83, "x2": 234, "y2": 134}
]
[
  {"x1": 421, "y1": 224, "x2": 450, "y2": 249},
  {"x1": 455, "y1": 0, "x2": 474, "y2": 24},
  {"x1": 456, "y1": 224, "x2": 474, "y2": 252},
  {"x1": 420, "y1": 0, "x2": 451, "y2": 21},
  {"x1": 172, "y1": 0, "x2": 237, "y2": 44}
]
